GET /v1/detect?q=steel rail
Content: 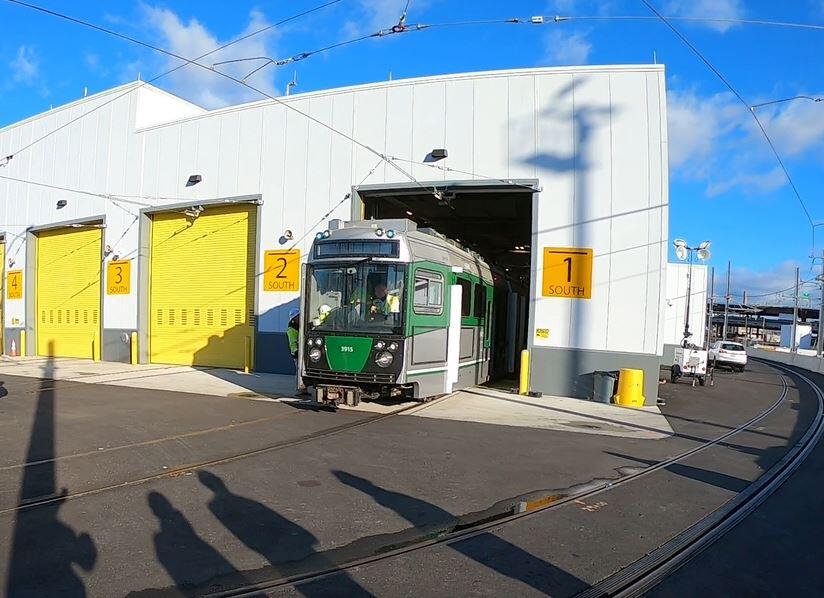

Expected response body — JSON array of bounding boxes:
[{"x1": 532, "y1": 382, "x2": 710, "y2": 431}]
[
  {"x1": 201, "y1": 364, "x2": 799, "y2": 597},
  {"x1": 0, "y1": 398, "x2": 426, "y2": 517},
  {"x1": 577, "y1": 358, "x2": 824, "y2": 597}
]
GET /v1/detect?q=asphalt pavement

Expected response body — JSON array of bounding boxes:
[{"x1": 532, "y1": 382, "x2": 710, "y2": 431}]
[
  {"x1": 649, "y1": 364, "x2": 824, "y2": 597},
  {"x1": 0, "y1": 359, "x2": 814, "y2": 597}
]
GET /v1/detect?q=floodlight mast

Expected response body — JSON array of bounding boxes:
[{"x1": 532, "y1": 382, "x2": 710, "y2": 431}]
[{"x1": 674, "y1": 240, "x2": 712, "y2": 347}]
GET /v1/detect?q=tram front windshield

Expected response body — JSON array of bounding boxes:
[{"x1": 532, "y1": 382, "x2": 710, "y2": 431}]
[{"x1": 307, "y1": 262, "x2": 405, "y2": 334}]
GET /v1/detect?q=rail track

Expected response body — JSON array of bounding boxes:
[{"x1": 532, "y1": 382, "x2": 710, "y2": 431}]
[
  {"x1": 197, "y1": 360, "x2": 823, "y2": 598},
  {"x1": 0, "y1": 397, "x2": 425, "y2": 517}
]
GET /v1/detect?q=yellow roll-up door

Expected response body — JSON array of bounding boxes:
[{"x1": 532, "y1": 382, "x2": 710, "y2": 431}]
[
  {"x1": 150, "y1": 204, "x2": 256, "y2": 368},
  {"x1": 37, "y1": 227, "x2": 102, "y2": 358},
  {"x1": 0, "y1": 240, "x2": 4, "y2": 352}
]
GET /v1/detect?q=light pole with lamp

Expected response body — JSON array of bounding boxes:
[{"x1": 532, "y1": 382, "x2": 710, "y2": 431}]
[{"x1": 673, "y1": 239, "x2": 712, "y2": 348}]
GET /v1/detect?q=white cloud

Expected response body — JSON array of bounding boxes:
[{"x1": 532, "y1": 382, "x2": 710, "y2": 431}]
[
  {"x1": 543, "y1": 29, "x2": 592, "y2": 65},
  {"x1": 757, "y1": 97, "x2": 824, "y2": 158},
  {"x1": 705, "y1": 167, "x2": 786, "y2": 197},
  {"x1": 9, "y1": 45, "x2": 39, "y2": 85},
  {"x1": 664, "y1": 0, "x2": 744, "y2": 32},
  {"x1": 716, "y1": 261, "x2": 814, "y2": 305},
  {"x1": 667, "y1": 87, "x2": 824, "y2": 197},
  {"x1": 141, "y1": 5, "x2": 281, "y2": 109},
  {"x1": 666, "y1": 89, "x2": 739, "y2": 172}
]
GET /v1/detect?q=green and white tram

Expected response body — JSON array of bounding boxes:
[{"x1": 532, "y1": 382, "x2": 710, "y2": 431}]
[{"x1": 301, "y1": 218, "x2": 494, "y2": 407}]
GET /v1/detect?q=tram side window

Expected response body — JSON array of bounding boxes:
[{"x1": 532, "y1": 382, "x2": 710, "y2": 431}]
[
  {"x1": 457, "y1": 278, "x2": 472, "y2": 317},
  {"x1": 473, "y1": 283, "x2": 486, "y2": 318},
  {"x1": 413, "y1": 270, "x2": 444, "y2": 315}
]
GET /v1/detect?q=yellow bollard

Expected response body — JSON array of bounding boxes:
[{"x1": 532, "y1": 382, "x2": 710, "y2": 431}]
[
  {"x1": 93, "y1": 330, "x2": 101, "y2": 362},
  {"x1": 614, "y1": 368, "x2": 645, "y2": 408},
  {"x1": 19, "y1": 330, "x2": 26, "y2": 358},
  {"x1": 244, "y1": 336, "x2": 252, "y2": 374},
  {"x1": 130, "y1": 331, "x2": 138, "y2": 365},
  {"x1": 519, "y1": 349, "x2": 530, "y2": 395}
]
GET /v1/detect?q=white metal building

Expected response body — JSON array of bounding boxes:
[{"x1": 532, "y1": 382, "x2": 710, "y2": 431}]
[{"x1": 0, "y1": 65, "x2": 669, "y2": 402}]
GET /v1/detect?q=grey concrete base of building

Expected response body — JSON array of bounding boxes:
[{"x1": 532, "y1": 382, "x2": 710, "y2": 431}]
[
  {"x1": 3, "y1": 328, "x2": 22, "y2": 356},
  {"x1": 530, "y1": 346, "x2": 661, "y2": 405},
  {"x1": 102, "y1": 329, "x2": 134, "y2": 364},
  {"x1": 255, "y1": 331, "x2": 294, "y2": 375}
]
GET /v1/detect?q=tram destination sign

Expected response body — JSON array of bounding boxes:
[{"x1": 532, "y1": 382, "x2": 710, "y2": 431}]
[{"x1": 541, "y1": 247, "x2": 593, "y2": 299}]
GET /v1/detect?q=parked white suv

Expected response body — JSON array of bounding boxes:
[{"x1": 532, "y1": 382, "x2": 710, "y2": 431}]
[{"x1": 709, "y1": 341, "x2": 747, "y2": 372}]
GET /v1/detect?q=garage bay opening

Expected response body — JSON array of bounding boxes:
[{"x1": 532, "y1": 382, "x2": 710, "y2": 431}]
[{"x1": 357, "y1": 182, "x2": 535, "y2": 387}]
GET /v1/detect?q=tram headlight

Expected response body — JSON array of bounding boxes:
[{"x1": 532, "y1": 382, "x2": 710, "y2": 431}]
[
  {"x1": 314, "y1": 338, "x2": 323, "y2": 346},
  {"x1": 374, "y1": 340, "x2": 386, "y2": 350},
  {"x1": 375, "y1": 351, "x2": 393, "y2": 368},
  {"x1": 375, "y1": 227, "x2": 384, "y2": 237},
  {"x1": 308, "y1": 347, "x2": 322, "y2": 362},
  {"x1": 386, "y1": 229, "x2": 395, "y2": 239},
  {"x1": 388, "y1": 342, "x2": 398, "y2": 352}
]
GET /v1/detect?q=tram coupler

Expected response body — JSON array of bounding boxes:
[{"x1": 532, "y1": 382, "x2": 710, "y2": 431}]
[{"x1": 316, "y1": 385, "x2": 362, "y2": 407}]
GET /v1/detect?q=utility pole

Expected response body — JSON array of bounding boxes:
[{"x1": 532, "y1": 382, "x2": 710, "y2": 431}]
[
  {"x1": 818, "y1": 250, "x2": 824, "y2": 358},
  {"x1": 706, "y1": 266, "x2": 715, "y2": 350},
  {"x1": 723, "y1": 261, "x2": 731, "y2": 341},
  {"x1": 792, "y1": 266, "x2": 800, "y2": 353}
]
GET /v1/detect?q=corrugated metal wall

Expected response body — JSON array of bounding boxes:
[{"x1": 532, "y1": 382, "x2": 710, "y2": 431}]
[{"x1": 0, "y1": 65, "x2": 669, "y2": 361}]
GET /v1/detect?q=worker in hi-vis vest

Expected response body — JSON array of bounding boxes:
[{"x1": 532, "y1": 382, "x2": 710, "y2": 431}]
[
  {"x1": 286, "y1": 308, "x2": 307, "y2": 395},
  {"x1": 368, "y1": 282, "x2": 400, "y2": 320}
]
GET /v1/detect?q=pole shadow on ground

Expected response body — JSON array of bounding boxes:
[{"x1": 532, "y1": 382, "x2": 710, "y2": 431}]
[
  {"x1": 333, "y1": 470, "x2": 588, "y2": 596},
  {"x1": 5, "y1": 346, "x2": 97, "y2": 597}
]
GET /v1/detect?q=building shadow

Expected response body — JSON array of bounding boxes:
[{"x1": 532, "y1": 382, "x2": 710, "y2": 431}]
[
  {"x1": 5, "y1": 347, "x2": 97, "y2": 597},
  {"x1": 333, "y1": 470, "x2": 588, "y2": 596},
  {"x1": 197, "y1": 470, "x2": 372, "y2": 597},
  {"x1": 146, "y1": 491, "x2": 254, "y2": 596}
]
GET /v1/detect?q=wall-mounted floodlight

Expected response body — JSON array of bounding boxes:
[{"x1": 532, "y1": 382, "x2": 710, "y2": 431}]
[
  {"x1": 183, "y1": 205, "x2": 204, "y2": 219},
  {"x1": 283, "y1": 229, "x2": 294, "y2": 241},
  {"x1": 186, "y1": 174, "x2": 203, "y2": 187},
  {"x1": 430, "y1": 148, "x2": 448, "y2": 160},
  {"x1": 56, "y1": 199, "x2": 68, "y2": 209}
]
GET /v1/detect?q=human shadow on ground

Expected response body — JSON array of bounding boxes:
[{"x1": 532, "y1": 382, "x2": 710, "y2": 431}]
[
  {"x1": 198, "y1": 470, "x2": 372, "y2": 597},
  {"x1": 333, "y1": 470, "x2": 588, "y2": 596},
  {"x1": 5, "y1": 349, "x2": 97, "y2": 597},
  {"x1": 146, "y1": 491, "x2": 256, "y2": 596}
]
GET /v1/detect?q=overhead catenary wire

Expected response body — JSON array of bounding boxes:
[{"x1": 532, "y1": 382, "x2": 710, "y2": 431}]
[
  {"x1": 3, "y1": 0, "x2": 441, "y2": 203},
  {"x1": 0, "y1": 0, "x2": 343, "y2": 167},
  {"x1": 751, "y1": 95, "x2": 824, "y2": 109},
  {"x1": 206, "y1": 11, "x2": 824, "y2": 82},
  {"x1": 639, "y1": 0, "x2": 817, "y2": 255},
  {"x1": 3, "y1": 1, "x2": 823, "y2": 167}
]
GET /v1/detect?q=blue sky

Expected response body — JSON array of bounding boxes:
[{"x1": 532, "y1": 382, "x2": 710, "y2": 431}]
[{"x1": 2, "y1": 0, "x2": 824, "y2": 302}]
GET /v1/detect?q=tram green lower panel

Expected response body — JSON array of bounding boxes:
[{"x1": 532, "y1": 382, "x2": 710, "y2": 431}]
[{"x1": 325, "y1": 336, "x2": 373, "y2": 372}]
